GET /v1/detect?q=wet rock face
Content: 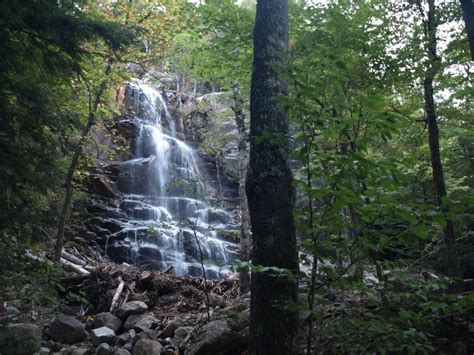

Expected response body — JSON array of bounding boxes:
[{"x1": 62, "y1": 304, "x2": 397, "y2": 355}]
[
  {"x1": 82, "y1": 79, "x2": 240, "y2": 279},
  {"x1": 87, "y1": 174, "x2": 118, "y2": 199}
]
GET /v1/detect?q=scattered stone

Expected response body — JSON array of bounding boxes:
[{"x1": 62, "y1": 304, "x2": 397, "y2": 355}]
[
  {"x1": 71, "y1": 347, "x2": 91, "y2": 355},
  {"x1": 93, "y1": 312, "x2": 123, "y2": 332},
  {"x1": 116, "y1": 329, "x2": 136, "y2": 346},
  {"x1": 123, "y1": 315, "x2": 141, "y2": 330},
  {"x1": 113, "y1": 349, "x2": 131, "y2": 355},
  {"x1": 92, "y1": 326, "x2": 116, "y2": 345},
  {"x1": 44, "y1": 340, "x2": 62, "y2": 352},
  {"x1": 39, "y1": 347, "x2": 51, "y2": 355},
  {"x1": 115, "y1": 301, "x2": 148, "y2": 320},
  {"x1": 4, "y1": 305, "x2": 20, "y2": 318},
  {"x1": 133, "y1": 338, "x2": 162, "y2": 355},
  {"x1": 185, "y1": 320, "x2": 248, "y2": 355},
  {"x1": 96, "y1": 342, "x2": 112, "y2": 355},
  {"x1": 59, "y1": 345, "x2": 76, "y2": 354},
  {"x1": 124, "y1": 314, "x2": 158, "y2": 332},
  {"x1": 173, "y1": 326, "x2": 191, "y2": 344},
  {"x1": 136, "y1": 329, "x2": 157, "y2": 341},
  {"x1": 123, "y1": 342, "x2": 133, "y2": 352},
  {"x1": 48, "y1": 314, "x2": 86, "y2": 344},
  {"x1": 208, "y1": 293, "x2": 226, "y2": 308},
  {"x1": 159, "y1": 320, "x2": 181, "y2": 338},
  {"x1": 0, "y1": 323, "x2": 42, "y2": 355}
]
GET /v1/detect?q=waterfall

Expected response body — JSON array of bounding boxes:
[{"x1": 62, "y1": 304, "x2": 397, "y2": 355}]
[{"x1": 105, "y1": 78, "x2": 238, "y2": 279}]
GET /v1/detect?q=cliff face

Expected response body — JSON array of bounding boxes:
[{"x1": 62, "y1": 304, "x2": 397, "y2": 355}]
[{"x1": 75, "y1": 74, "x2": 241, "y2": 279}]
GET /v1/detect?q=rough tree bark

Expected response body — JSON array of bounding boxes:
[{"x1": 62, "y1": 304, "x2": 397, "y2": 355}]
[
  {"x1": 460, "y1": 0, "x2": 474, "y2": 60},
  {"x1": 54, "y1": 59, "x2": 114, "y2": 262},
  {"x1": 231, "y1": 83, "x2": 251, "y2": 295},
  {"x1": 422, "y1": 0, "x2": 459, "y2": 276},
  {"x1": 246, "y1": 1, "x2": 299, "y2": 354}
]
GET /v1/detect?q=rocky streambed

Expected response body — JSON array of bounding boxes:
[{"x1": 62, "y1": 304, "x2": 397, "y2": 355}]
[{"x1": 0, "y1": 254, "x2": 249, "y2": 355}]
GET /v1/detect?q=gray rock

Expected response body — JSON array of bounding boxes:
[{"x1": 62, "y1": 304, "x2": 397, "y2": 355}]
[
  {"x1": 124, "y1": 315, "x2": 158, "y2": 332},
  {"x1": 132, "y1": 338, "x2": 162, "y2": 355},
  {"x1": 4, "y1": 305, "x2": 20, "y2": 318},
  {"x1": 123, "y1": 342, "x2": 133, "y2": 352},
  {"x1": 115, "y1": 301, "x2": 148, "y2": 320},
  {"x1": 93, "y1": 313, "x2": 122, "y2": 332},
  {"x1": 123, "y1": 315, "x2": 141, "y2": 330},
  {"x1": 45, "y1": 341, "x2": 62, "y2": 351},
  {"x1": 48, "y1": 315, "x2": 86, "y2": 344},
  {"x1": 185, "y1": 320, "x2": 247, "y2": 355},
  {"x1": 159, "y1": 320, "x2": 181, "y2": 338},
  {"x1": 96, "y1": 342, "x2": 112, "y2": 355},
  {"x1": 136, "y1": 330, "x2": 157, "y2": 341},
  {"x1": 0, "y1": 323, "x2": 42, "y2": 355},
  {"x1": 71, "y1": 347, "x2": 91, "y2": 355},
  {"x1": 92, "y1": 326, "x2": 115, "y2": 345},
  {"x1": 173, "y1": 326, "x2": 191, "y2": 344},
  {"x1": 208, "y1": 293, "x2": 226, "y2": 308},
  {"x1": 113, "y1": 349, "x2": 131, "y2": 355},
  {"x1": 39, "y1": 347, "x2": 51, "y2": 355},
  {"x1": 59, "y1": 346, "x2": 75, "y2": 354},
  {"x1": 116, "y1": 329, "x2": 136, "y2": 346}
]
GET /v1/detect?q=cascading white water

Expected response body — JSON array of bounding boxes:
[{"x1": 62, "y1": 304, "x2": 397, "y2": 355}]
[{"x1": 105, "y1": 78, "x2": 238, "y2": 279}]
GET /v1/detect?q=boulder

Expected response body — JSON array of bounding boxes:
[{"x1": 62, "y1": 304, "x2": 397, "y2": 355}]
[
  {"x1": 185, "y1": 320, "x2": 247, "y2": 355},
  {"x1": 0, "y1": 323, "x2": 41, "y2": 355},
  {"x1": 94, "y1": 312, "x2": 123, "y2": 332},
  {"x1": 91, "y1": 326, "x2": 115, "y2": 345},
  {"x1": 133, "y1": 338, "x2": 162, "y2": 355},
  {"x1": 48, "y1": 315, "x2": 86, "y2": 344},
  {"x1": 96, "y1": 342, "x2": 112, "y2": 355},
  {"x1": 115, "y1": 301, "x2": 148, "y2": 320}
]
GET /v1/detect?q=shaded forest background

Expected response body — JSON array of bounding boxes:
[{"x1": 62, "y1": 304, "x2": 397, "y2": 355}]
[{"x1": 0, "y1": 0, "x2": 473, "y2": 353}]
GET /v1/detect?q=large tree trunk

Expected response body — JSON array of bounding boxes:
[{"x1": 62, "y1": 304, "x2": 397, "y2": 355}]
[
  {"x1": 246, "y1": 1, "x2": 299, "y2": 354},
  {"x1": 231, "y1": 83, "x2": 251, "y2": 295},
  {"x1": 54, "y1": 59, "x2": 114, "y2": 262},
  {"x1": 423, "y1": 1, "x2": 459, "y2": 276},
  {"x1": 460, "y1": 0, "x2": 474, "y2": 60}
]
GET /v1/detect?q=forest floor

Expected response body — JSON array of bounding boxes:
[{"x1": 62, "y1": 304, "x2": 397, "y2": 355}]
[{"x1": 0, "y1": 240, "x2": 252, "y2": 355}]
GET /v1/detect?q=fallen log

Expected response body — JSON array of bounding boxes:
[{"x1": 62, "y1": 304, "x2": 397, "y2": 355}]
[
  {"x1": 60, "y1": 257, "x2": 91, "y2": 277},
  {"x1": 110, "y1": 277, "x2": 125, "y2": 312},
  {"x1": 61, "y1": 250, "x2": 86, "y2": 266}
]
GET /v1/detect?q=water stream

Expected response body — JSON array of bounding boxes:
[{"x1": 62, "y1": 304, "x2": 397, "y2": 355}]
[{"x1": 105, "y1": 79, "x2": 238, "y2": 279}]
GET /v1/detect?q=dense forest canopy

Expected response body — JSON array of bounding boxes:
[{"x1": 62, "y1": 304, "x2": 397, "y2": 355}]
[{"x1": 0, "y1": 0, "x2": 473, "y2": 354}]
